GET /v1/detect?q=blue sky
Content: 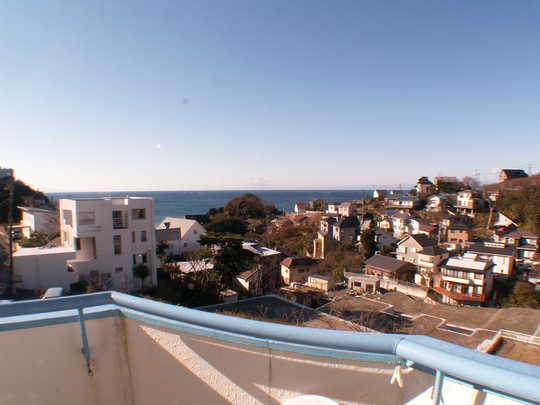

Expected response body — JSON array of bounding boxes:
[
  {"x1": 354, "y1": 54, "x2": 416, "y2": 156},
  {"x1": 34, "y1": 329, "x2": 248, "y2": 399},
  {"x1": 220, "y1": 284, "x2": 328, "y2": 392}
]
[{"x1": 1, "y1": 1, "x2": 539, "y2": 191}]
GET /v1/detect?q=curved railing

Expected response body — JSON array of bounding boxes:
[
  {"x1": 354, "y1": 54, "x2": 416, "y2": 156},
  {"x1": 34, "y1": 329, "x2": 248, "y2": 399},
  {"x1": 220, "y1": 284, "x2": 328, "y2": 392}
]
[{"x1": 1, "y1": 291, "x2": 539, "y2": 404}]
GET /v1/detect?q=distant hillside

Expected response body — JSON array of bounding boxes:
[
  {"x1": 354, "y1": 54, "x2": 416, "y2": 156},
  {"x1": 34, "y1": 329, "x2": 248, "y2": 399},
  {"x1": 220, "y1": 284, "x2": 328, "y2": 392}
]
[
  {"x1": 0, "y1": 177, "x2": 52, "y2": 223},
  {"x1": 483, "y1": 173, "x2": 540, "y2": 233},
  {"x1": 483, "y1": 173, "x2": 540, "y2": 192}
]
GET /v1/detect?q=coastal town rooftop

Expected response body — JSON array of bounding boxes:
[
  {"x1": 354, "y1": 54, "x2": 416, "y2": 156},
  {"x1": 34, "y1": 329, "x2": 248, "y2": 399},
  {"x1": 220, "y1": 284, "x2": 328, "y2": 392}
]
[{"x1": 0, "y1": 292, "x2": 539, "y2": 405}]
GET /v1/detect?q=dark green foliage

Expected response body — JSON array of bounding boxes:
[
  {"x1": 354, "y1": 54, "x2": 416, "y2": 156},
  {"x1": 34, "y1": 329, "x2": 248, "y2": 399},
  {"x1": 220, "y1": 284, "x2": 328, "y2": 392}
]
[
  {"x1": 503, "y1": 282, "x2": 540, "y2": 309},
  {"x1": 379, "y1": 245, "x2": 396, "y2": 256},
  {"x1": 260, "y1": 218, "x2": 318, "y2": 257},
  {"x1": 199, "y1": 232, "x2": 253, "y2": 289},
  {"x1": 224, "y1": 194, "x2": 280, "y2": 219},
  {"x1": 318, "y1": 244, "x2": 363, "y2": 282},
  {"x1": 310, "y1": 199, "x2": 327, "y2": 211},
  {"x1": 205, "y1": 213, "x2": 248, "y2": 235},
  {"x1": 360, "y1": 229, "x2": 377, "y2": 258},
  {"x1": 20, "y1": 231, "x2": 50, "y2": 247},
  {"x1": 0, "y1": 178, "x2": 51, "y2": 223},
  {"x1": 133, "y1": 264, "x2": 150, "y2": 288}
]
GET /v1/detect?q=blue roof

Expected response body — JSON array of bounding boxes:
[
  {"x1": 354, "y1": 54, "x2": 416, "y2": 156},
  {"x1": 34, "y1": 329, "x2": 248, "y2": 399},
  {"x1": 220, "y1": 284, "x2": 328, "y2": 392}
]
[{"x1": 397, "y1": 196, "x2": 417, "y2": 201}]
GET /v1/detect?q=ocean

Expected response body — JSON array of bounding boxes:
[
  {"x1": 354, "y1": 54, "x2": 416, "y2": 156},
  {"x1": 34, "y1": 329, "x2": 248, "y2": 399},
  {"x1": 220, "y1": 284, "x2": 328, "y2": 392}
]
[{"x1": 49, "y1": 190, "x2": 373, "y2": 224}]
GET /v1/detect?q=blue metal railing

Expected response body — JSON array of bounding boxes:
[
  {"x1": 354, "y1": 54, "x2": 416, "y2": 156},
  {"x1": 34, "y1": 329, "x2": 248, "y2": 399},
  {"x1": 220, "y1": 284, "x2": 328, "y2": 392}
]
[{"x1": 1, "y1": 292, "x2": 539, "y2": 404}]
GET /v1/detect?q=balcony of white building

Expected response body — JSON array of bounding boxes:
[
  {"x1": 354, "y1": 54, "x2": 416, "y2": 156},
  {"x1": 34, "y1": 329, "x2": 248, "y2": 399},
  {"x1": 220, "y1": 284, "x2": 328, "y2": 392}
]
[{"x1": 0, "y1": 292, "x2": 538, "y2": 405}]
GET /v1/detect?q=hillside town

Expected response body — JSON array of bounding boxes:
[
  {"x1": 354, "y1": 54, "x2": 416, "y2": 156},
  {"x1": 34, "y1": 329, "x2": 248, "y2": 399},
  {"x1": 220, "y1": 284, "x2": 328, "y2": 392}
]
[{"x1": 2, "y1": 167, "x2": 540, "y2": 366}]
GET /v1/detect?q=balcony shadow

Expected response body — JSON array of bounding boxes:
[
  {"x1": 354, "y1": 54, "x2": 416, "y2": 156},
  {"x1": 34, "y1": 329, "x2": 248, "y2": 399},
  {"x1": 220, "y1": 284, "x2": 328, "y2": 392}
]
[{"x1": 123, "y1": 317, "x2": 433, "y2": 405}]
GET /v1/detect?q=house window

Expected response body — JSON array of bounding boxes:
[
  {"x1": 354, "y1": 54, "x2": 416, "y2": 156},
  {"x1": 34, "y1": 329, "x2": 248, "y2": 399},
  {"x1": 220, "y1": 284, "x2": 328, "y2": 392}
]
[
  {"x1": 63, "y1": 210, "x2": 73, "y2": 226},
  {"x1": 142, "y1": 253, "x2": 147, "y2": 264},
  {"x1": 113, "y1": 235, "x2": 122, "y2": 255},
  {"x1": 115, "y1": 267, "x2": 123, "y2": 273},
  {"x1": 67, "y1": 266, "x2": 74, "y2": 273},
  {"x1": 78, "y1": 211, "x2": 95, "y2": 225},
  {"x1": 132, "y1": 232, "x2": 136, "y2": 243},
  {"x1": 132, "y1": 208, "x2": 146, "y2": 220},
  {"x1": 112, "y1": 210, "x2": 126, "y2": 229},
  {"x1": 74, "y1": 238, "x2": 81, "y2": 251},
  {"x1": 141, "y1": 230, "x2": 147, "y2": 242},
  {"x1": 133, "y1": 254, "x2": 137, "y2": 265},
  {"x1": 184, "y1": 242, "x2": 188, "y2": 248}
]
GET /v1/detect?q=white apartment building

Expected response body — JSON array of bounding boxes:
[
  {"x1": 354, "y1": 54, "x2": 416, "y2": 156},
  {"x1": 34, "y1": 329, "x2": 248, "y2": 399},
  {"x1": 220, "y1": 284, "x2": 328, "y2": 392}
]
[{"x1": 59, "y1": 197, "x2": 157, "y2": 291}]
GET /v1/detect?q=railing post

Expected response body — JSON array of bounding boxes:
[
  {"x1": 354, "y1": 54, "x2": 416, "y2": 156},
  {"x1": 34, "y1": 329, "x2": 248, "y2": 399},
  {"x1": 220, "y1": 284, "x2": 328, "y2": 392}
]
[
  {"x1": 77, "y1": 307, "x2": 93, "y2": 376},
  {"x1": 432, "y1": 370, "x2": 444, "y2": 405}
]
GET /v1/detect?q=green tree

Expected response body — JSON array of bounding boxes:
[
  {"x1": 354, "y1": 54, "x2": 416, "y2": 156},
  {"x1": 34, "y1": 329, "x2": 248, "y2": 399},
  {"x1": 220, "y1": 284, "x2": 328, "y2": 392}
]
[
  {"x1": 205, "y1": 213, "x2": 248, "y2": 235},
  {"x1": 360, "y1": 229, "x2": 377, "y2": 258},
  {"x1": 199, "y1": 232, "x2": 253, "y2": 289},
  {"x1": 20, "y1": 231, "x2": 50, "y2": 247},
  {"x1": 503, "y1": 282, "x2": 540, "y2": 309},
  {"x1": 133, "y1": 264, "x2": 150, "y2": 290},
  {"x1": 224, "y1": 194, "x2": 280, "y2": 219}
]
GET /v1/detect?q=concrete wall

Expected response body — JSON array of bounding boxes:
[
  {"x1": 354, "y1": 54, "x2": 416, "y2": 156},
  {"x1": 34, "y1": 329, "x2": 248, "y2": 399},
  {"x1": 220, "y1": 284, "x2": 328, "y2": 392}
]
[
  {"x1": 123, "y1": 319, "x2": 433, "y2": 405},
  {"x1": 0, "y1": 317, "x2": 133, "y2": 405},
  {"x1": 13, "y1": 249, "x2": 79, "y2": 291}
]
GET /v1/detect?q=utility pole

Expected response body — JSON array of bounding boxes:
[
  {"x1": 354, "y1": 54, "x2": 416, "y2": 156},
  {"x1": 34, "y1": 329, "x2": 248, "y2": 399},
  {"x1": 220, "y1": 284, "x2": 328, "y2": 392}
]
[{"x1": 1, "y1": 168, "x2": 15, "y2": 297}]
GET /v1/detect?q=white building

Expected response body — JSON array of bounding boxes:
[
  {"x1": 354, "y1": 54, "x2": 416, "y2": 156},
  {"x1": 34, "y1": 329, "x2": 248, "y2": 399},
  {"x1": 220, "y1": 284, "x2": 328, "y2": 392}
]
[
  {"x1": 16, "y1": 206, "x2": 58, "y2": 238},
  {"x1": 59, "y1": 197, "x2": 157, "y2": 291},
  {"x1": 13, "y1": 246, "x2": 78, "y2": 291},
  {"x1": 155, "y1": 217, "x2": 207, "y2": 256}
]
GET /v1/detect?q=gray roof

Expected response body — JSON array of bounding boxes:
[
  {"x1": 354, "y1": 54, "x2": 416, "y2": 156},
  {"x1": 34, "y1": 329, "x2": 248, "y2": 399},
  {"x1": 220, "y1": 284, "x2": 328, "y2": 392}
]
[
  {"x1": 365, "y1": 255, "x2": 412, "y2": 273},
  {"x1": 421, "y1": 246, "x2": 448, "y2": 256},
  {"x1": 467, "y1": 243, "x2": 515, "y2": 257}
]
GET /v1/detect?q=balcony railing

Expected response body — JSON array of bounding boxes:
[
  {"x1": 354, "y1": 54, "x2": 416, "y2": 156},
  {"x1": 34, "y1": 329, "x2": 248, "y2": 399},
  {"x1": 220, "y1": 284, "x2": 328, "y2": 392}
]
[{"x1": 0, "y1": 292, "x2": 538, "y2": 404}]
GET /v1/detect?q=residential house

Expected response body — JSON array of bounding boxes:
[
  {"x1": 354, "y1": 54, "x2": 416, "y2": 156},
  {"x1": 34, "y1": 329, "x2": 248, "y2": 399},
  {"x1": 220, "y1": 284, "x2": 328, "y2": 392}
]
[
  {"x1": 499, "y1": 169, "x2": 529, "y2": 183},
  {"x1": 306, "y1": 274, "x2": 335, "y2": 292},
  {"x1": 326, "y1": 203, "x2": 340, "y2": 215},
  {"x1": 294, "y1": 202, "x2": 309, "y2": 214},
  {"x1": 280, "y1": 257, "x2": 319, "y2": 285},
  {"x1": 364, "y1": 254, "x2": 415, "y2": 281},
  {"x1": 373, "y1": 189, "x2": 387, "y2": 199},
  {"x1": 15, "y1": 206, "x2": 58, "y2": 239},
  {"x1": 332, "y1": 216, "x2": 360, "y2": 243},
  {"x1": 426, "y1": 195, "x2": 448, "y2": 212},
  {"x1": 156, "y1": 217, "x2": 207, "y2": 256},
  {"x1": 391, "y1": 211, "x2": 412, "y2": 237},
  {"x1": 501, "y1": 230, "x2": 540, "y2": 266},
  {"x1": 435, "y1": 255, "x2": 494, "y2": 305},
  {"x1": 312, "y1": 231, "x2": 338, "y2": 259},
  {"x1": 338, "y1": 202, "x2": 357, "y2": 217},
  {"x1": 408, "y1": 218, "x2": 437, "y2": 237},
  {"x1": 397, "y1": 234, "x2": 436, "y2": 263},
  {"x1": 434, "y1": 176, "x2": 461, "y2": 193},
  {"x1": 377, "y1": 217, "x2": 393, "y2": 232},
  {"x1": 396, "y1": 234, "x2": 449, "y2": 287},
  {"x1": 235, "y1": 268, "x2": 263, "y2": 296},
  {"x1": 374, "y1": 230, "x2": 398, "y2": 249},
  {"x1": 455, "y1": 190, "x2": 485, "y2": 216},
  {"x1": 492, "y1": 213, "x2": 518, "y2": 241},
  {"x1": 59, "y1": 197, "x2": 157, "y2": 291},
  {"x1": 415, "y1": 177, "x2": 435, "y2": 195},
  {"x1": 320, "y1": 216, "x2": 337, "y2": 235},
  {"x1": 242, "y1": 242, "x2": 283, "y2": 291},
  {"x1": 466, "y1": 243, "x2": 515, "y2": 278},
  {"x1": 385, "y1": 195, "x2": 419, "y2": 210},
  {"x1": 345, "y1": 272, "x2": 380, "y2": 293},
  {"x1": 446, "y1": 222, "x2": 472, "y2": 247}
]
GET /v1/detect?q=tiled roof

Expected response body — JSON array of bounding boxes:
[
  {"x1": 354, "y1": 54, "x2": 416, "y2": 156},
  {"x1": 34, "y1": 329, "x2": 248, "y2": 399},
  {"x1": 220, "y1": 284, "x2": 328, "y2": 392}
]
[
  {"x1": 281, "y1": 257, "x2": 318, "y2": 268},
  {"x1": 467, "y1": 243, "x2": 515, "y2": 257},
  {"x1": 365, "y1": 255, "x2": 412, "y2": 273}
]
